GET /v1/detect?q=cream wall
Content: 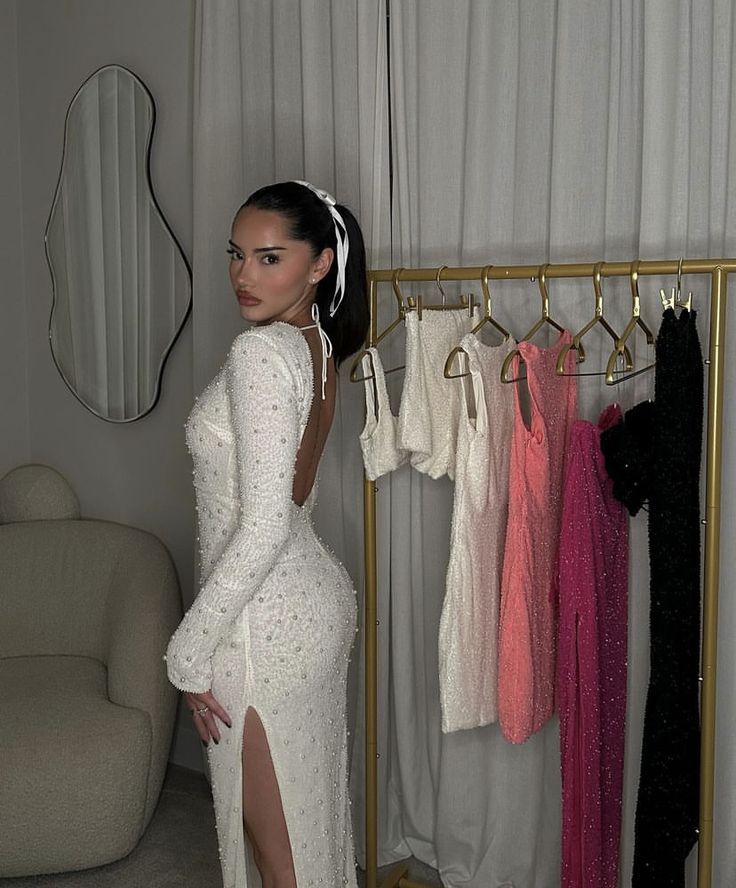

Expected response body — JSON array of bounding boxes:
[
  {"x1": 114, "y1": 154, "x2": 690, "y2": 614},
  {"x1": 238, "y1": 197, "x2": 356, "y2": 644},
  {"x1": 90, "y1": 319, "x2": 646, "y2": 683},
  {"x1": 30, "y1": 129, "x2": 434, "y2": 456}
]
[{"x1": 5, "y1": 0, "x2": 202, "y2": 770}]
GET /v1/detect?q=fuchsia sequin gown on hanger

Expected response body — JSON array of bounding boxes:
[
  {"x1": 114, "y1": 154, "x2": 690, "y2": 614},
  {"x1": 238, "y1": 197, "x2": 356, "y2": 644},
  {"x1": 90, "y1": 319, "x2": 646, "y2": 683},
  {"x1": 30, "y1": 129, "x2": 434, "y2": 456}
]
[{"x1": 557, "y1": 404, "x2": 628, "y2": 888}]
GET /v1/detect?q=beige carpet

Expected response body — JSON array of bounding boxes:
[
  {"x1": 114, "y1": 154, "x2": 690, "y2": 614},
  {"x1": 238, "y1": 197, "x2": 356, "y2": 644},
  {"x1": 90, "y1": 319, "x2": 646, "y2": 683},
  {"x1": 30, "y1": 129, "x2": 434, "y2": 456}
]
[{"x1": 0, "y1": 765, "x2": 443, "y2": 887}]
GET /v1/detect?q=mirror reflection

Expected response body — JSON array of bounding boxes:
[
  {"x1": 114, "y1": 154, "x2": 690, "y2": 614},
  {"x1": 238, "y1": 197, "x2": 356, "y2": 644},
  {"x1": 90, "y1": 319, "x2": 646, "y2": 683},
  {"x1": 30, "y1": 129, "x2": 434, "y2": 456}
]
[{"x1": 45, "y1": 64, "x2": 191, "y2": 422}]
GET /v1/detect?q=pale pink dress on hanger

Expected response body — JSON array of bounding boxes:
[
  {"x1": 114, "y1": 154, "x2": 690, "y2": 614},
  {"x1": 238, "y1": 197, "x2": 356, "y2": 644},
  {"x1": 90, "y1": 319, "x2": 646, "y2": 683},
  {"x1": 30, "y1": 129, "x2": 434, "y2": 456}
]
[{"x1": 497, "y1": 331, "x2": 577, "y2": 744}]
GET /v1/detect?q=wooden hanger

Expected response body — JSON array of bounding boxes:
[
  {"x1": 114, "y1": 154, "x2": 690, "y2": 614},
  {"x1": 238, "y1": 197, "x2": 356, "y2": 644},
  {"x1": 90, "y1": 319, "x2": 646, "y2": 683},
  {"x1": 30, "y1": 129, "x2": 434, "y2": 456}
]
[
  {"x1": 444, "y1": 265, "x2": 511, "y2": 378},
  {"x1": 555, "y1": 261, "x2": 633, "y2": 377},
  {"x1": 604, "y1": 259, "x2": 655, "y2": 385},
  {"x1": 500, "y1": 264, "x2": 565, "y2": 383}
]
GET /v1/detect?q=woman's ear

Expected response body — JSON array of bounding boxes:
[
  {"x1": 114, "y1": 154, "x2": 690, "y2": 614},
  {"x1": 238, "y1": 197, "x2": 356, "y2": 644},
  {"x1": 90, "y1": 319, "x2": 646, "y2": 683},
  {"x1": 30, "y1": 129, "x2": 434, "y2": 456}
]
[{"x1": 311, "y1": 247, "x2": 334, "y2": 284}]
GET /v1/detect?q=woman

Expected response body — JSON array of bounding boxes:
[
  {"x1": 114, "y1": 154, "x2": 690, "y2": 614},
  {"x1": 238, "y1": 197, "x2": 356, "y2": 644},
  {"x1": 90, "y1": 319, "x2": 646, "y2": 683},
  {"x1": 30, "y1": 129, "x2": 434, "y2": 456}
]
[{"x1": 165, "y1": 180, "x2": 369, "y2": 888}]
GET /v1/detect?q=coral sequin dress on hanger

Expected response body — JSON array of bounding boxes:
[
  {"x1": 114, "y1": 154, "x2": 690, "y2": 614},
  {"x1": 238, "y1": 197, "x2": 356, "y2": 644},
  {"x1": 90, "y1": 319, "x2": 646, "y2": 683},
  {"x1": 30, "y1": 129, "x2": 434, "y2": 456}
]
[{"x1": 497, "y1": 331, "x2": 577, "y2": 744}]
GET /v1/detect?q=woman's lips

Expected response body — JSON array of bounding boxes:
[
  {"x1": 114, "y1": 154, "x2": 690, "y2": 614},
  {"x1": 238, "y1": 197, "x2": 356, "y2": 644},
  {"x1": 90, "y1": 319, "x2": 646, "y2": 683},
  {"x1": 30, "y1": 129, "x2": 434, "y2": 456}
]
[{"x1": 237, "y1": 291, "x2": 260, "y2": 306}]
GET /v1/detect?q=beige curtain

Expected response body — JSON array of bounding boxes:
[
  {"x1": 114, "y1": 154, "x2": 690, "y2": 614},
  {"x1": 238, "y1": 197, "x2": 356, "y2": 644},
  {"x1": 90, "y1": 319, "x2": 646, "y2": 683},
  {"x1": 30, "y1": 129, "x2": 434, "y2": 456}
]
[
  {"x1": 194, "y1": 2, "x2": 736, "y2": 885},
  {"x1": 373, "y1": 2, "x2": 736, "y2": 886}
]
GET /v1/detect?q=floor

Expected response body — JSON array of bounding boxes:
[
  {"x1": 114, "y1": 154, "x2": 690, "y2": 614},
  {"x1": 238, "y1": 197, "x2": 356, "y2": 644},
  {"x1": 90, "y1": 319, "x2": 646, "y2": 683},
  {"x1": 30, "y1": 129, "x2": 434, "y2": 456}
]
[{"x1": 0, "y1": 765, "x2": 443, "y2": 888}]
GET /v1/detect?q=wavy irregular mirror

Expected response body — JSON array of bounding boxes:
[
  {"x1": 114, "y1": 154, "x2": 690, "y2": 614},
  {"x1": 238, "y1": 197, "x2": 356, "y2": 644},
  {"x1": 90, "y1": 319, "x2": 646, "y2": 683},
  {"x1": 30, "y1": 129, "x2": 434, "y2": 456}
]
[{"x1": 45, "y1": 65, "x2": 191, "y2": 422}]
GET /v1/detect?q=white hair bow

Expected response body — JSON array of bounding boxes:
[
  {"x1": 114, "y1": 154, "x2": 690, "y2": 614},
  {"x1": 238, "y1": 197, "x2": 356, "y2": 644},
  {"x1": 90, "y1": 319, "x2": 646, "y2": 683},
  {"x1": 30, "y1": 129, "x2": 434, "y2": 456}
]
[{"x1": 294, "y1": 180, "x2": 350, "y2": 316}]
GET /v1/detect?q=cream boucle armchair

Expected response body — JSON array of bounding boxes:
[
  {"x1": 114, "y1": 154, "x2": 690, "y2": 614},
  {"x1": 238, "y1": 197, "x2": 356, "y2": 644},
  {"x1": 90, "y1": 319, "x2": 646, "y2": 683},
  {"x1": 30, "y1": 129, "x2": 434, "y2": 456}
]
[{"x1": 0, "y1": 465, "x2": 182, "y2": 877}]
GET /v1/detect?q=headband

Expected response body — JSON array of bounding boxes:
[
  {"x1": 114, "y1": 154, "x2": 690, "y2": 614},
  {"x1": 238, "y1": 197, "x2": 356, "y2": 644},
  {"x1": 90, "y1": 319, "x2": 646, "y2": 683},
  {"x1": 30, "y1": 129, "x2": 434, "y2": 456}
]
[{"x1": 293, "y1": 180, "x2": 349, "y2": 316}]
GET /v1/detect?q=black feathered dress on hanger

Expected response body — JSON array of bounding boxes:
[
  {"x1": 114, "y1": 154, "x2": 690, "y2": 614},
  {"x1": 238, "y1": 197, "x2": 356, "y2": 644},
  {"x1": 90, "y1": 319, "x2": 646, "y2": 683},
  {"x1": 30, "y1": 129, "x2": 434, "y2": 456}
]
[{"x1": 601, "y1": 307, "x2": 703, "y2": 888}]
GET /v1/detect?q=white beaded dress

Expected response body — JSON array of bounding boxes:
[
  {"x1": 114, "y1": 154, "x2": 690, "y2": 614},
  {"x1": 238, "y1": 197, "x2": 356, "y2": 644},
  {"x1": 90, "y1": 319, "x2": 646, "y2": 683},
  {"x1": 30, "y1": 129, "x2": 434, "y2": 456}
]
[
  {"x1": 438, "y1": 334, "x2": 515, "y2": 732},
  {"x1": 165, "y1": 320, "x2": 359, "y2": 888}
]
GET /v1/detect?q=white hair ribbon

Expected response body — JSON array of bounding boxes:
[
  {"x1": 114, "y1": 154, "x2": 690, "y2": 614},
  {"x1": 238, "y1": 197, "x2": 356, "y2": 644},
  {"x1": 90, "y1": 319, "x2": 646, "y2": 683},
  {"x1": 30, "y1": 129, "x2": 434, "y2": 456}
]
[{"x1": 293, "y1": 180, "x2": 350, "y2": 316}]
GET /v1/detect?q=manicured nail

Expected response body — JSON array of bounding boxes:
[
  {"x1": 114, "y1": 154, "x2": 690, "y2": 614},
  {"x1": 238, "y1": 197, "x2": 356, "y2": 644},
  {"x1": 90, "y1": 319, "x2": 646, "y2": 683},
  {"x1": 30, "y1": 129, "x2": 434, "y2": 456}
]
[
  {"x1": 202, "y1": 740, "x2": 208, "y2": 747},
  {"x1": 214, "y1": 738, "x2": 219, "y2": 745}
]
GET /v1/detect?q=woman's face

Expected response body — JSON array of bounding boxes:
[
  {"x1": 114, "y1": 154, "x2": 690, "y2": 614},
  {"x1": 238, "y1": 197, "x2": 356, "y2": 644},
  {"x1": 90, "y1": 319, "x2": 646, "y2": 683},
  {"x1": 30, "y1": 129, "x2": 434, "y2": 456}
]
[{"x1": 228, "y1": 206, "x2": 333, "y2": 325}]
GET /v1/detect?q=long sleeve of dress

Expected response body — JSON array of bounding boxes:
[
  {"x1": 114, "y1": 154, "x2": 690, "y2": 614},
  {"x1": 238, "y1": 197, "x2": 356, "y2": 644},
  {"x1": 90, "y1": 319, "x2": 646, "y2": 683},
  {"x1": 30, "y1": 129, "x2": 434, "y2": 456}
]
[{"x1": 166, "y1": 330, "x2": 304, "y2": 693}]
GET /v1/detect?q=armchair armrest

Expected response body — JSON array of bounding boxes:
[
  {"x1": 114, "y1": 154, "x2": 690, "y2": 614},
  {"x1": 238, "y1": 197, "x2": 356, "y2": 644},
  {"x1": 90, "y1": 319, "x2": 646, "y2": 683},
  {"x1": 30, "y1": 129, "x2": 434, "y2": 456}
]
[{"x1": 105, "y1": 526, "x2": 182, "y2": 827}]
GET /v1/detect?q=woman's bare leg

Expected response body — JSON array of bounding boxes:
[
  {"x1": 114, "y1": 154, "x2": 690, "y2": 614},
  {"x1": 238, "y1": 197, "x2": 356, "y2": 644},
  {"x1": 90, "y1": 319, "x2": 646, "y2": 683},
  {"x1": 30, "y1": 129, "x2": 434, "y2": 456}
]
[{"x1": 242, "y1": 706, "x2": 297, "y2": 888}]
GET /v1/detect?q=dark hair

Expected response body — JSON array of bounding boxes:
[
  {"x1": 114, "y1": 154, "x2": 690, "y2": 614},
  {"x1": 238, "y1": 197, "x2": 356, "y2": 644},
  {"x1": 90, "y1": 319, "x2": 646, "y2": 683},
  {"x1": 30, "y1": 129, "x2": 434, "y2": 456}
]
[{"x1": 241, "y1": 181, "x2": 369, "y2": 368}]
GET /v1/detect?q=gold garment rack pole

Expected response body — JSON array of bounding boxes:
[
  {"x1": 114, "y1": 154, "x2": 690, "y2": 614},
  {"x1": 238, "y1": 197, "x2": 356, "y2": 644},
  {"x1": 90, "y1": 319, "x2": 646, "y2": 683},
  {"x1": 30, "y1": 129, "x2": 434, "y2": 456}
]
[{"x1": 361, "y1": 259, "x2": 734, "y2": 888}]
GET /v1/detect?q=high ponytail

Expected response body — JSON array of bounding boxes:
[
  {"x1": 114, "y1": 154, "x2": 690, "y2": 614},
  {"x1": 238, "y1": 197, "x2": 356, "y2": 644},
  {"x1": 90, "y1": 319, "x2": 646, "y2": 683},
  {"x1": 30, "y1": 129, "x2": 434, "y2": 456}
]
[
  {"x1": 313, "y1": 203, "x2": 368, "y2": 367},
  {"x1": 243, "y1": 182, "x2": 369, "y2": 367}
]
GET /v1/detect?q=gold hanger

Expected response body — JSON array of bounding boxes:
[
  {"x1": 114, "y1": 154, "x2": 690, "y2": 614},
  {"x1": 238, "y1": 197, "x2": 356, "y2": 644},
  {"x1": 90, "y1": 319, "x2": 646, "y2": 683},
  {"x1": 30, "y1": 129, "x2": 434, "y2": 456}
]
[
  {"x1": 473, "y1": 264, "x2": 511, "y2": 339},
  {"x1": 408, "y1": 264, "x2": 471, "y2": 319},
  {"x1": 444, "y1": 265, "x2": 511, "y2": 379},
  {"x1": 443, "y1": 347, "x2": 470, "y2": 379},
  {"x1": 555, "y1": 261, "x2": 633, "y2": 377},
  {"x1": 500, "y1": 264, "x2": 565, "y2": 383},
  {"x1": 659, "y1": 257, "x2": 694, "y2": 311},
  {"x1": 604, "y1": 259, "x2": 655, "y2": 385},
  {"x1": 676, "y1": 256, "x2": 694, "y2": 310},
  {"x1": 349, "y1": 268, "x2": 406, "y2": 382}
]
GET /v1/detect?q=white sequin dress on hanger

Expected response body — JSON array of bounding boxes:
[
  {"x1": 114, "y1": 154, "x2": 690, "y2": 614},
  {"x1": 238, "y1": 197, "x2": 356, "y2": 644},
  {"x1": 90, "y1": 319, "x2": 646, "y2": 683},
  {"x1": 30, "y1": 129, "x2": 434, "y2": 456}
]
[
  {"x1": 166, "y1": 320, "x2": 358, "y2": 888},
  {"x1": 439, "y1": 333, "x2": 515, "y2": 732},
  {"x1": 358, "y1": 347, "x2": 408, "y2": 480}
]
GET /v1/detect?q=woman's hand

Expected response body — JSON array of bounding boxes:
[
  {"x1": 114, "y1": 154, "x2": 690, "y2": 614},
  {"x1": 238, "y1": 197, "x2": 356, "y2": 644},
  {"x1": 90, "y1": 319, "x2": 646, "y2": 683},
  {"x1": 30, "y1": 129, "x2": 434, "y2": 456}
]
[{"x1": 184, "y1": 690, "x2": 232, "y2": 745}]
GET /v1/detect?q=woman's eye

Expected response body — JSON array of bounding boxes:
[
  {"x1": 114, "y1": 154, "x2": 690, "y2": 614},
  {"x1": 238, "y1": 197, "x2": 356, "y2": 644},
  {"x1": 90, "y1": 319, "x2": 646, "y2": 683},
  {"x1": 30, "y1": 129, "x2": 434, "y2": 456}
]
[
  {"x1": 226, "y1": 247, "x2": 243, "y2": 261},
  {"x1": 262, "y1": 254, "x2": 279, "y2": 265}
]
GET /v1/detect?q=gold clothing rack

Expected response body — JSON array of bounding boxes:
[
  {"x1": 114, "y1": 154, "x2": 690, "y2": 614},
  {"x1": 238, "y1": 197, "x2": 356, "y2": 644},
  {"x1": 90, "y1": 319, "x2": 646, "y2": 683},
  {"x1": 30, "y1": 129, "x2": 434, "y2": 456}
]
[{"x1": 359, "y1": 259, "x2": 735, "y2": 888}]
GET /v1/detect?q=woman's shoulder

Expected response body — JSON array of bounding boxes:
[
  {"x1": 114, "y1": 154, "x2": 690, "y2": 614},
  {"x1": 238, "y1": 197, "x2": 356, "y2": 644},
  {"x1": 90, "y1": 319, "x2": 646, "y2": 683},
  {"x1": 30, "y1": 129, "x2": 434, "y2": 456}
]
[
  {"x1": 226, "y1": 323, "x2": 310, "y2": 390},
  {"x1": 231, "y1": 322, "x2": 309, "y2": 360}
]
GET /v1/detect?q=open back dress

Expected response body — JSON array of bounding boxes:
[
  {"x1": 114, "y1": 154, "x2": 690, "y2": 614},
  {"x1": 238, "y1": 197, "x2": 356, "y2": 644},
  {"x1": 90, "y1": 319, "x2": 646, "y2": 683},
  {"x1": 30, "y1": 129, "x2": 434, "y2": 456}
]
[{"x1": 166, "y1": 320, "x2": 359, "y2": 888}]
